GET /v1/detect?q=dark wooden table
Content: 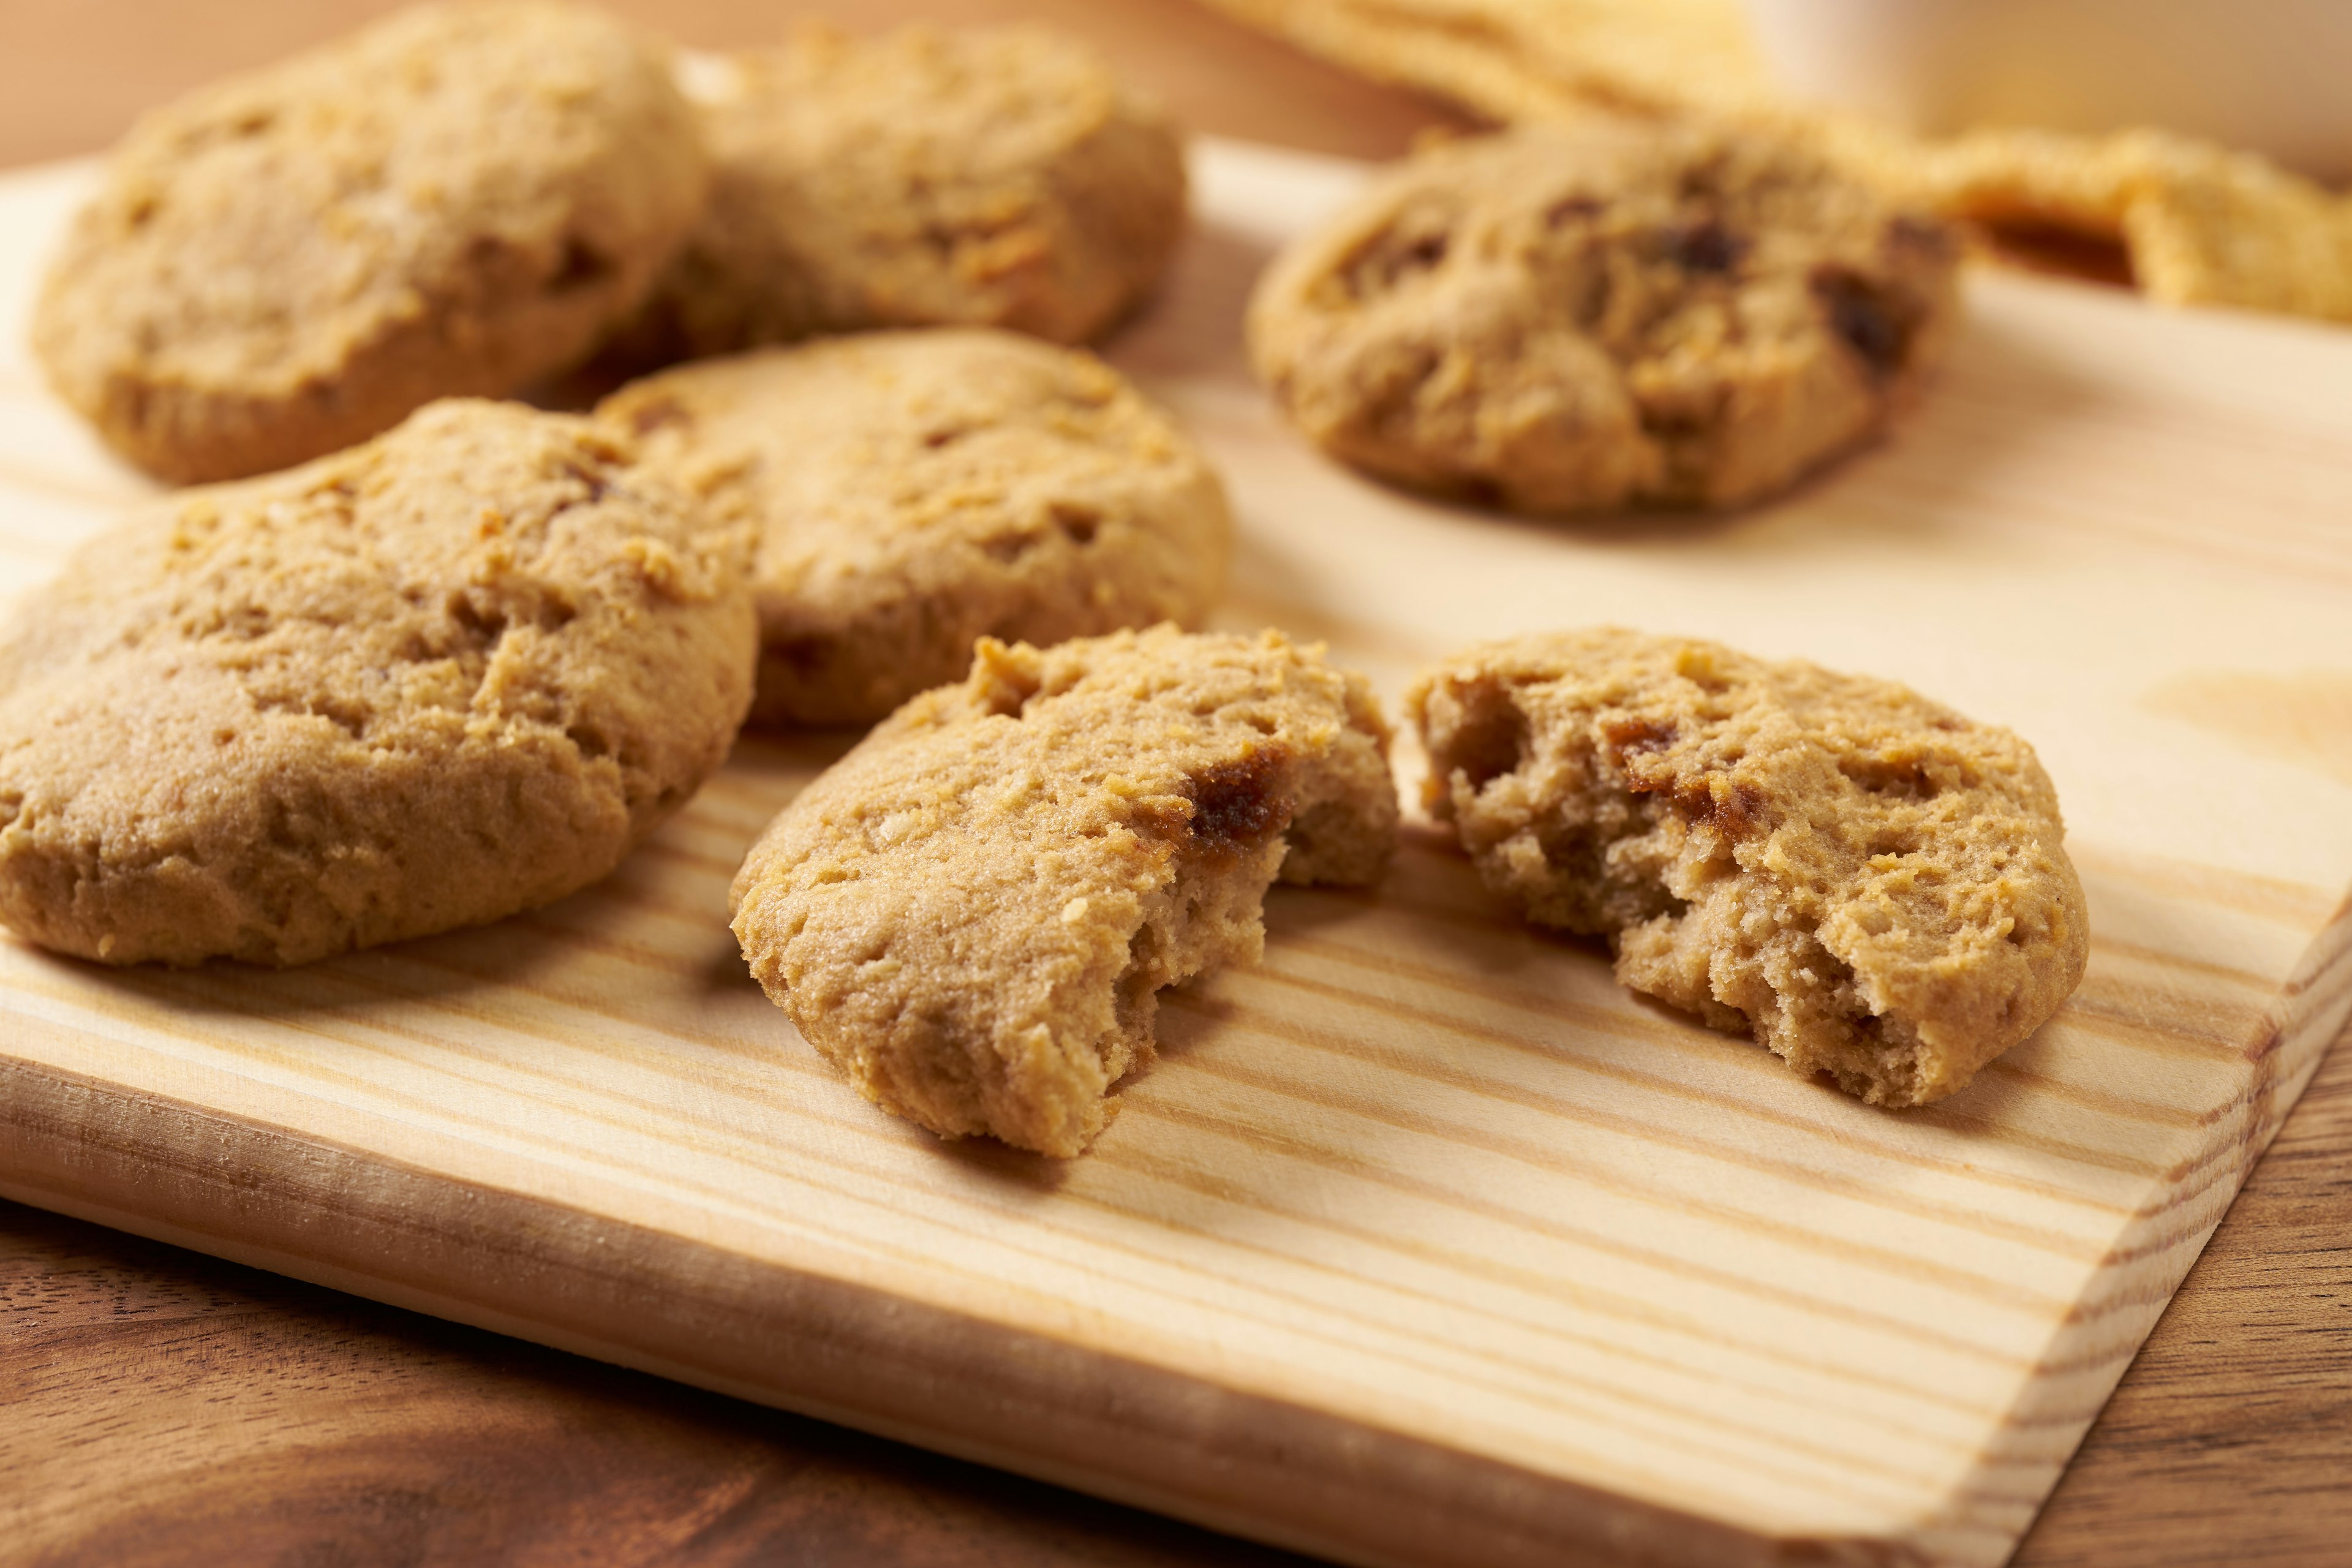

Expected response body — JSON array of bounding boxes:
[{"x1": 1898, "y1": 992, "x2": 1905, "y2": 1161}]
[{"x1": 1, "y1": 3, "x2": 2347, "y2": 1564}]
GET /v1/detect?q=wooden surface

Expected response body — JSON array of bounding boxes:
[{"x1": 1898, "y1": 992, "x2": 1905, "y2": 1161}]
[
  {"x1": 6, "y1": 131, "x2": 2352, "y2": 1567},
  {"x1": 1, "y1": 6, "x2": 2349, "y2": 1567},
  {"x1": 0, "y1": 1194, "x2": 1314, "y2": 1568},
  {"x1": 10, "y1": 1039, "x2": 2343, "y2": 1568}
]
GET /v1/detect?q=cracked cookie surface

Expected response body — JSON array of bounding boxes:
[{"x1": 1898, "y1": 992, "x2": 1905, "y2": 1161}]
[
  {"x1": 32, "y1": 1, "x2": 708, "y2": 484},
  {"x1": 731, "y1": 627, "x2": 1398, "y2": 1156},
  {"x1": 1409, "y1": 629, "x2": 2086, "y2": 1104},
  {"x1": 629, "y1": 21, "x2": 1186, "y2": 358},
  {"x1": 0, "y1": 399, "x2": 756, "y2": 967},
  {"x1": 601, "y1": 329, "x2": 1231, "y2": 727},
  {"x1": 1249, "y1": 120, "x2": 1961, "y2": 514}
]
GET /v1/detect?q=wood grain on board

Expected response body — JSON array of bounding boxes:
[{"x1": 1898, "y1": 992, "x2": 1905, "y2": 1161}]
[
  {"x1": 2, "y1": 132, "x2": 2350, "y2": 1567},
  {"x1": 2013, "y1": 1039, "x2": 2352, "y2": 1568},
  {"x1": 9, "y1": 1038, "x2": 2345, "y2": 1568}
]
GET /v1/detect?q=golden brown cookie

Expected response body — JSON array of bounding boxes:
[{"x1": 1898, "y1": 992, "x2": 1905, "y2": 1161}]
[
  {"x1": 1248, "y1": 120, "x2": 1962, "y2": 514},
  {"x1": 600, "y1": 329, "x2": 1232, "y2": 728},
  {"x1": 31, "y1": 1, "x2": 709, "y2": 484},
  {"x1": 630, "y1": 22, "x2": 1187, "y2": 357},
  {"x1": 731, "y1": 627, "x2": 1400, "y2": 1157},
  {"x1": 1409, "y1": 629, "x2": 2087, "y2": 1105},
  {"x1": 0, "y1": 399, "x2": 756, "y2": 968}
]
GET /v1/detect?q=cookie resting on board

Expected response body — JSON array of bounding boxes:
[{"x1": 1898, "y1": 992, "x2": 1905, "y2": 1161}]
[
  {"x1": 1410, "y1": 628, "x2": 2088, "y2": 1104},
  {"x1": 731, "y1": 627, "x2": 1399, "y2": 1157}
]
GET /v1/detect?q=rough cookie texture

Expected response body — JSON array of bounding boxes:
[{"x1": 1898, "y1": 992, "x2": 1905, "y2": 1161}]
[
  {"x1": 32, "y1": 1, "x2": 709, "y2": 484},
  {"x1": 731, "y1": 627, "x2": 1398, "y2": 1156},
  {"x1": 0, "y1": 400, "x2": 757, "y2": 967},
  {"x1": 1248, "y1": 120, "x2": 1961, "y2": 513},
  {"x1": 601, "y1": 330, "x2": 1232, "y2": 727},
  {"x1": 1409, "y1": 629, "x2": 2087, "y2": 1105},
  {"x1": 628, "y1": 22, "x2": 1187, "y2": 358}
]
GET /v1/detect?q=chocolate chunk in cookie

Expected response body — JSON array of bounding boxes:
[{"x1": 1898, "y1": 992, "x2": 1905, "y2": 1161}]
[
  {"x1": 731, "y1": 627, "x2": 1399, "y2": 1156},
  {"x1": 1409, "y1": 629, "x2": 2087, "y2": 1105},
  {"x1": 33, "y1": 1, "x2": 709, "y2": 484},
  {"x1": 600, "y1": 329, "x2": 1231, "y2": 727},
  {"x1": 628, "y1": 22, "x2": 1187, "y2": 359},
  {"x1": 1248, "y1": 120, "x2": 1962, "y2": 514},
  {"x1": 0, "y1": 401, "x2": 756, "y2": 967}
]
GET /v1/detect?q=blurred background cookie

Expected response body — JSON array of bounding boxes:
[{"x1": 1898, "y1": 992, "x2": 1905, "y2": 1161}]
[
  {"x1": 1203, "y1": 0, "x2": 2352, "y2": 322},
  {"x1": 31, "y1": 1, "x2": 709, "y2": 484},
  {"x1": 1248, "y1": 118, "x2": 1961, "y2": 515},
  {"x1": 601, "y1": 328, "x2": 1231, "y2": 727},
  {"x1": 625, "y1": 21, "x2": 1188, "y2": 360},
  {"x1": 0, "y1": 399, "x2": 756, "y2": 967}
]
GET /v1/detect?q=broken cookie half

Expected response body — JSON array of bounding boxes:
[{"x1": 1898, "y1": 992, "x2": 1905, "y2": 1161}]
[
  {"x1": 731, "y1": 626, "x2": 1400, "y2": 1156},
  {"x1": 1409, "y1": 628, "x2": 2088, "y2": 1106}
]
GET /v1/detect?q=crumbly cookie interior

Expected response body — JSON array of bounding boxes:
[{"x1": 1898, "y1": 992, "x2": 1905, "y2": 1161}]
[
  {"x1": 1102, "y1": 722, "x2": 1398, "y2": 1051},
  {"x1": 731, "y1": 627, "x2": 1399, "y2": 1156},
  {"x1": 1412, "y1": 631, "x2": 2088, "y2": 1106}
]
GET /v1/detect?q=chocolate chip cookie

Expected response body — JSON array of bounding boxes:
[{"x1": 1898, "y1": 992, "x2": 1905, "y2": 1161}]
[
  {"x1": 1409, "y1": 629, "x2": 2087, "y2": 1104},
  {"x1": 601, "y1": 329, "x2": 1231, "y2": 727},
  {"x1": 1249, "y1": 120, "x2": 1962, "y2": 514},
  {"x1": 630, "y1": 21, "x2": 1187, "y2": 358},
  {"x1": 0, "y1": 399, "x2": 756, "y2": 967},
  {"x1": 731, "y1": 627, "x2": 1399, "y2": 1156},
  {"x1": 32, "y1": 1, "x2": 709, "y2": 484}
]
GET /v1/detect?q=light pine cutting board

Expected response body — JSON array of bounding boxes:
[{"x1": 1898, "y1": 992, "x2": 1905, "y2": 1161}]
[{"x1": 3, "y1": 141, "x2": 2350, "y2": 1568}]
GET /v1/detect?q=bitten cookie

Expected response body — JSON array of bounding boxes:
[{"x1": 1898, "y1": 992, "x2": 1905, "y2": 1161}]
[
  {"x1": 731, "y1": 627, "x2": 1399, "y2": 1157},
  {"x1": 32, "y1": 1, "x2": 709, "y2": 484},
  {"x1": 601, "y1": 329, "x2": 1232, "y2": 727},
  {"x1": 631, "y1": 22, "x2": 1187, "y2": 356},
  {"x1": 0, "y1": 400, "x2": 757, "y2": 967},
  {"x1": 1409, "y1": 630, "x2": 2087, "y2": 1105},
  {"x1": 1248, "y1": 119, "x2": 1961, "y2": 514}
]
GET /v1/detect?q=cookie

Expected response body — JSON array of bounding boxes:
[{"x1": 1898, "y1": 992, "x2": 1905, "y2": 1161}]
[
  {"x1": 730, "y1": 627, "x2": 1399, "y2": 1157},
  {"x1": 600, "y1": 329, "x2": 1232, "y2": 728},
  {"x1": 0, "y1": 399, "x2": 756, "y2": 968},
  {"x1": 31, "y1": 1, "x2": 709, "y2": 485},
  {"x1": 1408, "y1": 629, "x2": 2087, "y2": 1105},
  {"x1": 1248, "y1": 120, "x2": 1962, "y2": 514},
  {"x1": 630, "y1": 22, "x2": 1187, "y2": 358}
]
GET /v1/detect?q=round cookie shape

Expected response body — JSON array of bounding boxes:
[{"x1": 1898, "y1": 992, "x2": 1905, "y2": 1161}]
[
  {"x1": 0, "y1": 399, "x2": 758, "y2": 968},
  {"x1": 731, "y1": 627, "x2": 1400, "y2": 1158},
  {"x1": 1408, "y1": 629, "x2": 2087, "y2": 1105},
  {"x1": 633, "y1": 22, "x2": 1187, "y2": 356},
  {"x1": 600, "y1": 329, "x2": 1232, "y2": 727},
  {"x1": 1249, "y1": 121, "x2": 1962, "y2": 514},
  {"x1": 32, "y1": 1, "x2": 710, "y2": 485}
]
